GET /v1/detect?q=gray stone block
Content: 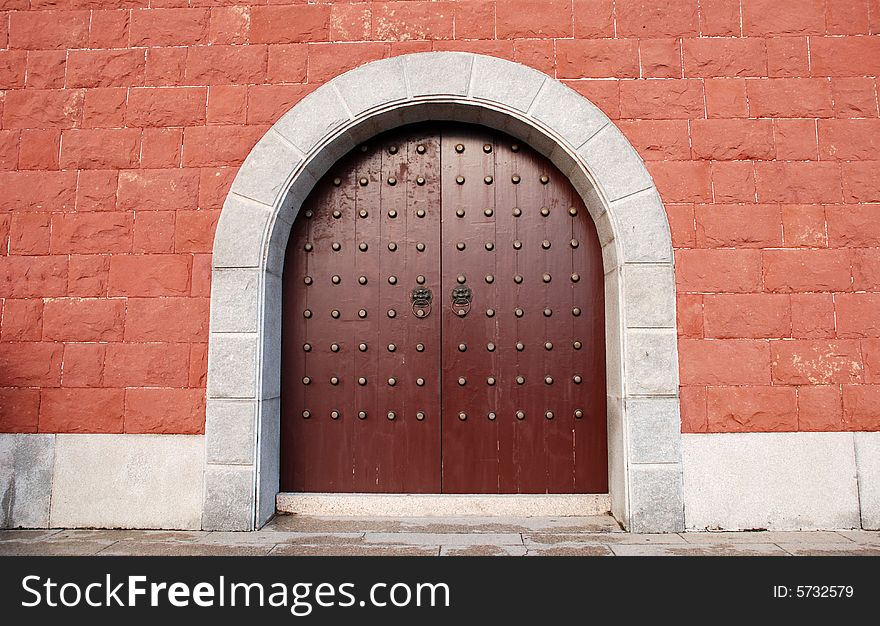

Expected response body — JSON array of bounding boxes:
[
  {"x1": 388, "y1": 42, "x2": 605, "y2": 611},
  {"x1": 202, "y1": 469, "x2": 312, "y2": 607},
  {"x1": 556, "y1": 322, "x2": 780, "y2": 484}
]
[
  {"x1": 203, "y1": 465, "x2": 255, "y2": 531},
  {"x1": 472, "y1": 54, "x2": 546, "y2": 112},
  {"x1": 578, "y1": 124, "x2": 654, "y2": 202},
  {"x1": 854, "y1": 432, "x2": 880, "y2": 529},
  {"x1": 627, "y1": 397, "x2": 682, "y2": 464},
  {"x1": 530, "y1": 79, "x2": 609, "y2": 149},
  {"x1": 230, "y1": 130, "x2": 302, "y2": 207},
  {"x1": 266, "y1": 216, "x2": 294, "y2": 277},
  {"x1": 207, "y1": 333, "x2": 258, "y2": 399},
  {"x1": 334, "y1": 56, "x2": 407, "y2": 116},
  {"x1": 210, "y1": 269, "x2": 260, "y2": 334},
  {"x1": 629, "y1": 463, "x2": 685, "y2": 533},
  {"x1": 606, "y1": 396, "x2": 627, "y2": 525},
  {"x1": 212, "y1": 194, "x2": 272, "y2": 269},
  {"x1": 603, "y1": 269, "x2": 623, "y2": 398},
  {"x1": 261, "y1": 273, "x2": 283, "y2": 400},
  {"x1": 273, "y1": 82, "x2": 351, "y2": 154},
  {"x1": 1, "y1": 434, "x2": 55, "y2": 529},
  {"x1": 405, "y1": 51, "x2": 472, "y2": 97},
  {"x1": 205, "y1": 400, "x2": 257, "y2": 465},
  {"x1": 50, "y1": 435, "x2": 204, "y2": 530},
  {"x1": 623, "y1": 263, "x2": 677, "y2": 328},
  {"x1": 257, "y1": 397, "x2": 280, "y2": 528},
  {"x1": 610, "y1": 189, "x2": 673, "y2": 263},
  {"x1": 624, "y1": 328, "x2": 679, "y2": 396}
]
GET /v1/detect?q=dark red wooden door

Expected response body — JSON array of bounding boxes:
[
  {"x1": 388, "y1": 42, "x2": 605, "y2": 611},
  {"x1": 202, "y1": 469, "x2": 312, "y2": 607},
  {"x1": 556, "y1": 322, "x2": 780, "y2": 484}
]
[{"x1": 281, "y1": 124, "x2": 607, "y2": 494}]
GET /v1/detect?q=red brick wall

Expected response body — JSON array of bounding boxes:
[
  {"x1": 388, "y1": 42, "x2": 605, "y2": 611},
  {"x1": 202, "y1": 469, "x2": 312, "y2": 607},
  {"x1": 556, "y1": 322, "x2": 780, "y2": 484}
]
[{"x1": 0, "y1": 0, "x2": 878, "y2": 435}]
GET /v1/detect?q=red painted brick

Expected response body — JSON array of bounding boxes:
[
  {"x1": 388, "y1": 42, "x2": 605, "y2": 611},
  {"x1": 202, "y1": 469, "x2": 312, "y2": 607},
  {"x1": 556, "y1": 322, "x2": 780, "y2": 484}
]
[
  {"x1": 108, "y1": 254, "x2": 191, "y2": 297},
  {"x1": 50, "y1": 213, "x2": 133, "y2": 254},
  {"x1": 711, "y1": 161, "x2": 756, "y2": 203},
  {"x1": 141, "y1": 128, "x2": 182, "y2": 168},
  {"x1": 182, "y1": 125, "x2": 266, "y2": 167},
  {"x1": 435, "y1": 38, "x2": 517, "y2": 59},
  {"x1": 89, "y1": 10, "x2": 131, "y2": 49},
  {"x1": 791, "y1": 293, "x2": 836, "y2": 339},
  {"x1": 372, "y1": 1, "x2": 454, "y2": 40},
  {"x1": 0, "y1": 256, "x2": 68, "y2": 298},
  {"x1": 513, "y1": 40, "x2": 555, "y2": 76},
  {"x1": 691, "y1": 119, "x2": 774, "y2": 160},
  {"x1": 130, "y1": 8, "x2": 209, "y2": 47},
  {"x1": 782, "y1": 204, "x2": 827, "y2": 247},
  {"x1": 573, "y1": 0, "x2": 614, "y2": 37},
  {"x1": 247, "y1": 84, "x2": 310, "y2": 125},
  {"x1": 563, "y1": 80, "x2": 620, "y2": 119},
  {"x1": 117, "y1": 169, "x2": 200, "y2": 211},
  {"x1": 26, "y1": 50, "x2": 66, "y2": 89},
  {"x1": 145, "y1": 47, "x2": 187, "y2": 86},
  {"x1": 190, "y1": 254, "x2": 212, "y2": 298},
  {"x1": 186, "y1": 45, "x2": 267, "y2": 85},
  {"x1": 307, "y1": 42, "x2": 387, "y2": 84},
  {"x1": 61, "y1": 129, "x2": 141, "y2": 169},
  {"x1": 798, "y1": 385, "x2": 845, "y2": 430},
  {"x1": 3, "y1": 89, "x2": 84, "y2": 129},
  {"x1": 0, "y1": 51, "x2": 27, "y2": 89},
  {"x1": 103, "y1": 342, "x2": 190, "y2": 388},
  {"x1": 267, "y1": 44, "x2": 308, "y2": 84},
  {"x1": 9, "y1": 214, "x2": 51, "y2": 255},
  {"x1": 9, "y1": 10, "x2": 89, "y2": 49},
  {"x1": 771, "y1": 339, "x2": 863, "y2": 384},
  {"x1": 124, "y1": 297, "x2": 209, "y2": 342},
  {"x1": 39, "y1": 388, "x2": 124, "y2": 434},
  {"x1": 773, "y1": 119, "x2": 818, "y2": 161},
  {"x1": 842, "y1": 385, "x2": 880, "y2": 430},
  {"x1": 126, "y1": 87, "x2": 207, "y2": 127},
  {"x1": 819, "y1": 120, "x2": 880, "y2": 160},
  {"x1": 695, "y1": 204, "x2": 781, "y2": 248},
  {"x1": 677, "y1": 293, "x2": 703, "y2": 338},
  {"x1": 638, "y1": 39, "x2": 681, "y2": 79},
  {"x1": 615, "y1": 0, "x2": 698, "y2": 37},
  {"x1": 680, "y1": 385, "x2": 708, "y2": 432},
  {"x1": 76, "y1": 170, "x2": 118, "y2": 212},
  {"x1": 763, "y1": 249, "x2": 852, "y2": 292},
  {"x1": 209, "y1": 6, "x2": 250, "y2": 45},
  {"x1": 1, "y1": 299, "x2": 43, "y2": 342},
  {"x1": 0, "y1": 342, "x2": 62, "y2": 386},
  {"x1": 0, "y1": 171, "x2": 73, "y2": 211},
  {"x1": 67, "y1": 49, "x2": 146, "y2": 88},
  {"x1": 747, "y1": 78, "x2": 833, "y2": 118},
  {"x1": 189, "y1": 342, "x2": 208, "y2": 387},
  {"x1": 707, "y1": 385, "x2": 798, "y2": 432},
  {"x1": 133, "y1": 211, "x2": 175, "y2": 254},
  {"x1": 61, "y1": 343, "x2": 105, "y2": 388},
  {"x1": 679, "y1": 338, "x2": 771, "y2": 385},
  {"x1": 124, "y1": 388, "x2": 205, "y2": 434},
  {"x1": 666, "y1": 203, "x2": 696, "y2": 247},
  {"x1": 206, "y1": 85, "x2": 247, "y2": 125},
  {"x1": 831, "y1": 78, "x2": 879, "y2": 118},
  {"x1": 842, "y1": 162, "x2": 880, "y2": 203},
  {"x1": 704, "y1": 294, "x2": 791, "y2": 339},
  {"x1": 619, "y1": 79, "x2": 704, "y2": 119},
  {"x1": 825, "y1": 0, "x2": 870, "y2": 33},
  {"x1": 618, "y1": 120, "x2": 691, "y2": 161},
  {"x1": 705, "y1": 78, "x2": 748, "y2": 118},
  {"x1": 698, "y1": 0, "x2": 741, "y2": 36},
  {"x1": 0, "y1": 388, "x2": 40, "y2": 433},
  {"x1": 810, "y1": 36, "x2": 880, "y2": 77},
  {"x1": 331, "y1": 1, "x2": 373, "y2": 41},
  {"x1": 250, "y1": 4, "x2": 332, "y2": 44},
  {"x1": 836, "y1": 293, "x2": 880, "y2": 338},
  {"x1": 199, "y1": 167, "x2": 237, "y2": 210},
  {"x1": 682, "y1": 38, "x2": 767, "y2": 77},
  {"x1": 766, "y1": 36, "x2": 809, "y2": 77},
  {"x1": 82, "y1": 88, "x2": 128, "y2": 129},
  {"x1": 755, "y1": 162, "x2": 842, "y2": 204},
  {"x1": 864, "y1": 338, "x2": 880, "y2": 383},
  {"x1": 42, "y1": 298, "x2": 125, "y2": 342},
  {"x1": 852, "y1": 249, "x2": 880, "y2": 291},
  {"x1": 647, "y1": 161, "x2": 712, "y2": 202},
  {"x1": 497, "y1": 0, "x2": 571, "y2": 37},
  {"x1": 174, "y1": 210, "x2": 220, "y2": 253},
  {"x1": 742, "y1": 0, "x2": 825, "y2": 35},
  {"x1": 68, "y1": 255, "x2": 110, "y2": 297},
  {"x1": 675, "y1": 249, "x2": 763, "y2": 293}
]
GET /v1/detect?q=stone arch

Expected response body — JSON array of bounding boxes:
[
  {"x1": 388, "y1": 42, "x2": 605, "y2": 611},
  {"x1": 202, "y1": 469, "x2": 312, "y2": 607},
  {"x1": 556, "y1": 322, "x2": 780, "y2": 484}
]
[{"x1": 204, "y1": 52, "x2": 683, "y2": 532}]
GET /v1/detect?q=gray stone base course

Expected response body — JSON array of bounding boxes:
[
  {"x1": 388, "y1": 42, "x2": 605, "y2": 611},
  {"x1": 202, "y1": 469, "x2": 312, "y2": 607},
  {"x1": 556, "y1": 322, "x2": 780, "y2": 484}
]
[
  {"x1": 1, "y1": 434, "x2": 54, "y2": 528},
  {"x1": 855, "y1": 432, "x2": 880, "y2": 529}
]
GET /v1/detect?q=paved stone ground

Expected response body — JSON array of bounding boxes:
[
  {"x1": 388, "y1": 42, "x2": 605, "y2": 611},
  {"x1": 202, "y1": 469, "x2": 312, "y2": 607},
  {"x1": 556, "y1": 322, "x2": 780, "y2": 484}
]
[{"x1": 1, "y1": 515, "x2": 879, "y2": 556}]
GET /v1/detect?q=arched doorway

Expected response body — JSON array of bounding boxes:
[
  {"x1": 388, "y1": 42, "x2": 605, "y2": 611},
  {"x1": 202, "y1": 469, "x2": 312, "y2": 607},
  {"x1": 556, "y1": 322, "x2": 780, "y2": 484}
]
[{"x1": 281, "y1": 124, "x2": 607, "y2": 494}]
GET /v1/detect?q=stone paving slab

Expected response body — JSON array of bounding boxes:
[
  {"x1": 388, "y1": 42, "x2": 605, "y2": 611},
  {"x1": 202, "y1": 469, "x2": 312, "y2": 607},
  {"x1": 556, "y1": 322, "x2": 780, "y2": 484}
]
[
  {"x1": 97, "y1": 542, "x2": 274, "y2": 557},
  {"x1": 611, "y1": 543, "x2": 790, "y2": 556},
  {"x1": 680, "y1": 531, "x2": 852, "y2": 545},
  {"x1": 523, "y1": 532, "x2": 687, "y2": 546},
  {"x1": 267, "y1": 515, "x2": 620, "y2": 534},
  {"x1": 270, "y1": 544, "x2": 438, "y2": 557},
  {"x1": 0, "y1": 540, "x2": 114, "y2": 556},
  {"x1": 835, "y1": 530, "x2": 880, "y2": 545},
  {"x1": 778, "y1": 544, "x2": 880, "y2": 556},
  {"x1": 440, "y1": 544, "x2": 528, "y2": 556},
  {"x1": 364, "y1": 532, "x2": 524, "y2": 546}
]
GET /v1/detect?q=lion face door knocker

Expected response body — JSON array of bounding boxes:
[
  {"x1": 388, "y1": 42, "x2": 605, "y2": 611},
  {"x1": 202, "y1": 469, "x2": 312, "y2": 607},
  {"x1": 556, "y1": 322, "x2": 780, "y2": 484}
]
[
  {"x1": 411, "y1": 286, "x2": 433, "y2": 318},
  {"x1": 451, "y1": 284, "x2": 473, "y2": 317}
]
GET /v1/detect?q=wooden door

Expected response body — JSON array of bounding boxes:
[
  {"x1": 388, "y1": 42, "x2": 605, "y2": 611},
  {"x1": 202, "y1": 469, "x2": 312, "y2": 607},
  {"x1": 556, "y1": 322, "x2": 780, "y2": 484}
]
[{"x1": 281, "y1": 124, "x2": 607, "y2": 494}]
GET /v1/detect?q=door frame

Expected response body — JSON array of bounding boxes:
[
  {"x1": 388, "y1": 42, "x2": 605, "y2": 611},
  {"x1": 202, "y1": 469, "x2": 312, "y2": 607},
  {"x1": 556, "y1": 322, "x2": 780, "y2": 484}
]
[{"x1": 204, "y1": 52, "x2": 683, "y2": 532}]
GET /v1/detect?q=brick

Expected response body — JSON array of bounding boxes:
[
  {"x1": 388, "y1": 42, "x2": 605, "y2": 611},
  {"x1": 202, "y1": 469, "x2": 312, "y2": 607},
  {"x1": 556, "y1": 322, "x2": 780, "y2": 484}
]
[
  {"x1": 675, "y1": 249, "x2": 763, "y2": 292},
  {"x1": 0, "y1": 51, "x2": 27, "y2": 89},
  {"x1": 117, "y1": 169, "x2": 200, "y2": 211},
  {"x1": 699, "y1": 0, "x2": 741, "y2": 36},
  {"x1": 853, "y1": 249, "x2": 880, "y2": 291},
  {"x1": 680, "y1": 385, "x2": 708, "y2": 432},
  {"x1": 619, "y1": 79, "x2": 704, "y2": 119},
  {"x1": 331, "y1": 1, "x2": 373, "y2": 41},
  {"x1": 496, "y1": 0, "x2": 571, "y2": 37},
  {"x1": 831, "y1": 78, "x2": 879, "y2": 118},
  {"x1": 819, "y1": 120, "x2": 880, "y2": 160},
  {"x1": 182, "y1": 125, "x2": 266, "y2": 167},
  {"x1": 836, "y1": 293, "x2": 880, "y2": 338},
  {"x1": 615, "y1": 0, "x2": 698, "y2": 37},
  {"x1": 124, "y1": 297, "x2": 209, "y2": 342},
  {"x1": 82, "y1": 88, "x2": 128, "y2": 128},
  {"x1": 810, "y1": 36, "x2": 880, "y2": 77},
  {"x1": 557, "y1": 39, "x2": 639, "y2": 79},
  {"x1": 0, "y1": 256, "x2": 68, "y2": 298},
  {"x1": 513, "y1": 39, "x2": 555, "y2": 75},
  {"x1": 742, "y1": 0, "x2": 825, "y2": 35},
  {"x1": 186, "y1": 45, "x2": 267, "y2": 85},
  {"x1": 307, "y1": 42, "x2": 387, "y2": 83},
  {"x1": 42, "y1": 298, "x2": 125, "y2": 342},
  {"x1": 39, "y1": 388, "x2": 124, "y2": 434},
  {"x1": 198, "y1": 167, "x2": 237, "y2": 210},
  {"x1": 682, "y1": 38, "x2": 767, "y2": 77},
  {"x1": 691, "y1": 119, "x2": 774, "y2": 160},
  {"x1": 9, "y1": 10, "x2": 89, "y2": 49},
  {"x1": 26, "y1": 50, "x2": 66, "y2": 89},
  {"x1": 766, "y1": 36, "x2": 809, "y2": 77},
  {"x1": 563, "y1": 80, "x2": 620, "y2": 119},
  {"x1": 773, "y1": 119, "x2": 818, "y2": 161},
  {"x1": 141, "y1": 128, "x2": 182, "y2": 168},
  {"x1": 755, "y1": 162, "x2": 842, "y2": 204},
  {"x1": 842, "y1": 385, "x2": 880, "y2": 429},
  {"x1": 60, "y1": 129, "x2": 141, "y2": 170},
  {"x1": 3, "y1": 89, "x2": 84, "y2": 129},
  {"x1": 206, "y1": 85, "x2": 247, "y2": 125},
  {"x1": 267, "y1": 44, "x2": 308, "y2": 84},
  {"x1": 250, "y1": 4, "x2": 331, "y2": 43},
  {"x1": 763, "y1": 249, "x2": 852, "y2": 292},
  {"x1": 124, "y1": 388, "x2": 205, "y2": 434},
  {"x1": 61, "y1": 343, "x2": 105, "y2": 388},
  {"x1": 797, "y1": 385, "x2": 844, "y2": 430},
  {"x1": 9, "y1": 214, "x2": 50, "y2": 255},
  {"x1": 842, "y1": 162, "x2": 880, "y2": 203},
  {"x1": 747, "y1": 78, "x2": 833, "y2": 118},
  {"x1": 679, "y1": 338, "x2": 771, "y2": 385},
  {"x1": 639, "y1": 39, "x2": 681, "y2": 79},
  {"x1": 772, "y1": 339, "x2": 863, "y2": 384},
  {"x1": 573, "y1": 0, "x2": 614, "y2": 37},
  {"x1": 0, "y1": 388, "x2": 40, "y2": 433},
  {"x1": 666, "y1": 203, "x2": 696, "y2": 248},
  {"x1": 209, "y1": 6, "x2": 250, "y2": 45},
  {"x1": 108, "y1": 254, "x2": 191, "y2": 297},
  {"x1": 49, "y1": 213, "x2": 132, "y2": 255},
  {"x1": 373, "y1": 1, "x2": 454, "y2": 40},
  {"x1": 1, "y1": 299, "x2": 43, "y2": 342},
  {"x1": 791, "y1": 293, "x2": 836, "y2": 339},
  {"x1": 174, "y1": 210, "x2": 219, "y2": 253},
  {"x1": 125, "y1": 87, "x2": 207, "y2": 127},
  {"x1": 68, "y1": 255, "x2": 109, "y2": 297},
  {"x1": 647, "y1": 161, "x2": 712, "y2": 202},
  {"x1": 0, "y1": 171, "x2": 75, "y2": 212},
  {"x1": 695, "y1": 204, "x2": 781, "y2": 248},
  {"x1": 67, "y1": 49, "x2": 146, "y2": 88},
  {"x1": 130, "y1": 8, "x2": 209, "y2": 46},
  {"x1": 677, "y1": 293, "x2": 703, "y2": 338},
  {"x1": 703, "y1": 294, "x2": 791, "y2": 339},
  {"x1": 104, "y1": 342, "x2": 190, "y2": 387},
  {"x1": 189, "y1": 342, "x2": 208, "y2": 387},
  {"x1": 826, "y1": 0, "x2": 870, "y2": 33},
  {"x1": 145, "y1": 47, "x2": 187, "y2": 86},
  {"x1": 76, "y1": 170, "x2": 118, "y2": 212},
  {"x1": 782, "y1": 204, "x2": 827, "y2": 247},
  {"x1": 864, "y1": 338, "x2": 880, "y2": 383},
  {"x1": 247, "y1": 84, "x2": 310, "y2": 125},
  {"x1": 0, "y1": 342, "x2": 62, "y2": 386},
  {"x1": 618, "y1": 120, "x2": 690, "y2": 161},
  {"x1": 707, "y1": 385, "x2": 798, "y2": 432},
  {"x1": 89, "y1": 10, "x2": 131, "y2": 49},
  {"x1": 705, "y1": 78, "x2": 748, "y2": 118},
  {"x1": 711, "y1": 161, "x2": 756, "y2": 203},
  {"x1": 133, "y1": 211, "x2": 175, "y2": 254}
]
